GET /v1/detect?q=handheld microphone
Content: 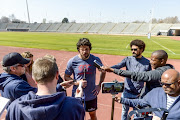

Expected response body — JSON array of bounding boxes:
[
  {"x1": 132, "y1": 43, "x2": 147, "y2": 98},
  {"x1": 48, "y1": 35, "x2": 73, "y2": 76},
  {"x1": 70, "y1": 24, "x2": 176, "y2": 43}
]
[
  {"x1": 78, "y1": 81, "x2": 83, "y2": 90},
  {"x1": 93, "y1": 60, "x2": 102, "y2": 69},
  {"x1": 83, "y1": 67, "x2": 86, "y2": 80}
]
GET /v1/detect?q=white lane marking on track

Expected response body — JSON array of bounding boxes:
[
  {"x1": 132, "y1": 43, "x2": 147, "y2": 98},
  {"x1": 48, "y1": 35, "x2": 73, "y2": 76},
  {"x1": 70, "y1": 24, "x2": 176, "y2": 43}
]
[
  {"x1": 126, "y1": 44, "x2": 129, "y2": 49},
  {"x1": 101, "y1": 54, "x2": 108, "y2": 66}
]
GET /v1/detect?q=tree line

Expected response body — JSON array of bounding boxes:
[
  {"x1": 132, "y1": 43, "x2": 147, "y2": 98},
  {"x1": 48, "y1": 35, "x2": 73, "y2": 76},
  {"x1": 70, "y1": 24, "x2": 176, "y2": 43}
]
[
  {"x1": 0, "y1": 14, "x2": 70, "y2": 23},
  {"x1": 132, "y1": 16, "x2": 179, "y2": 24},
  {"x1": 0, "y1": 14, "x2": 179, "y2": 24}
]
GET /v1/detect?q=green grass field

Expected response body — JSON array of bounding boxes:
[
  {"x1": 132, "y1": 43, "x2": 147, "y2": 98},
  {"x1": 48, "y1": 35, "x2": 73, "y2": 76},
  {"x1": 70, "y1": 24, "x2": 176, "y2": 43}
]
[{"x1": 0, "y1": 32, "x2": 180, "y2": 59}]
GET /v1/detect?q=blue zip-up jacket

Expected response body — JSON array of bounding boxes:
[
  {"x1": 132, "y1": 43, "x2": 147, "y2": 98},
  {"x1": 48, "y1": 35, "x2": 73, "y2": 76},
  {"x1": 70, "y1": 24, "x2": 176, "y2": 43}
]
[
  {"x1": 120, "y1": 87, "x2": 180, "y2": 120},
  {"x1": 0, "y1": 73, "x2": 63, "y2": 102},
  {"x1": 111, "y1": 56, "x2": 151, "y2": 95},
  {"x1": 0, "y1": 73, "x2": 37, "y2": 102},
  {"x1": 6, "y1": 91, "x2": 85, "y2": 120}
]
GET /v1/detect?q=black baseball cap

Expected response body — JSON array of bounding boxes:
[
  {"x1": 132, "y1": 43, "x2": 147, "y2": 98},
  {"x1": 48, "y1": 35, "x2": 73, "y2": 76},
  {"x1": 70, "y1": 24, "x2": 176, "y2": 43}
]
[{"x1": 2, "y1": 52, "x2": 30, "y2": 67}]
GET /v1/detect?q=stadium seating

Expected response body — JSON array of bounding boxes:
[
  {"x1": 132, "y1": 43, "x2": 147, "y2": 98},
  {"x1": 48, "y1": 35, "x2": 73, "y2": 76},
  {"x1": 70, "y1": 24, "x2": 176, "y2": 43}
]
[
  {"x1": 151, "y1": 23, "x2": 172, "y2": 35},
  {"x1": 66, "y1": 23, "x2": 83, "y2": 33},
  {"x1": 87, "y1": 23, "x2": 105, "y2": 33},
  {"x1": 17, "y1": 23, "x2": 30, "y2": 29},
  {"x1": 1, "y1": 22, "x2": 180, "y2": 36},
  {"x1": 29, "y1": 23, "x2": 41, "y2": 32},
  {"x1": 108, "y1": 23, "x2": 129, "y2": 34},
  {"x1": 57, "y1": 23, "x2": 73, "y2": 32},
  {"x1": 35, "y1": 23, "x2": 52, "y2": 32},
  {"x1": 121, "y1": 23, "x2": 142, "y2": 34},
  {"x1": 98, "y1": 23, "x2": 116, "y2": 34},
  {"x1": 77, "y1": 23, "x2": 93, "y2": 33},
  {"x1": 46, "y1": 23, "x2": 62, "y2": 32},
  {"x1": 0, "y1": 23, "x2": 8, "y2": 31},
  {"x1": 171, "y1": 24, "x2": 180, "y2": 27},
  {"x1": 134, "y1": 23, "x2": 156, "y2": 35},
  {"x1": 6, "y1": 23, "x2": 19, "y2": 29}
]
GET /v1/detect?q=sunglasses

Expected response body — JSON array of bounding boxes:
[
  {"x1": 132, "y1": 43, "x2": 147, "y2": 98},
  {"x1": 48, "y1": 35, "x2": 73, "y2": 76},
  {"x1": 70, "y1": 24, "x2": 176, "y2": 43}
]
[
  {"x1": 13, "y1": 64, "x2": 25, "y2": 67},
  {"x1": 131, "y1": 48, "x2": 138, "y2": 51},
  {"x1": 160, "y1": 81, "x2": 178, "y2": 86}
]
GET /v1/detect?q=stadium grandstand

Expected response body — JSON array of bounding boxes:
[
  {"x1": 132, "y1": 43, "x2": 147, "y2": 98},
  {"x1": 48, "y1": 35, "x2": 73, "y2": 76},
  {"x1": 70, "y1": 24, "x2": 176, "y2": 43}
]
[{"x1": 0, "y1": 22, "x2": 180, "y2": 36}]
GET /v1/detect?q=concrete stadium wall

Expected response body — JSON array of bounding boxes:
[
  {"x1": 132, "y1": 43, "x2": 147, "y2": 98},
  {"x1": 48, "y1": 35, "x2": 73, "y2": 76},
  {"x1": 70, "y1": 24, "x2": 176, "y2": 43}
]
[
  {"x1": 108, "y1": 23, "x2": 129, "y2": 34},
  {"x1": 98, "y1": 23, "x2": 116, "y2": 34},
  {"x1": 36, "y1": 23, "x2": 52, "y2": 32},
  {"x1": 121, "y1": 23, "x2": 142, "y2": 34},
  {"x1": 29, "y1": 23, "x2": 41, "y2": 32},
  {"x1": 1, "y1": 22, "x2": 180, "y2": 36},
  {"x1": 6, "y1": 23, "x2": 19, "y2": 29},
  {"x1": 66, "y1": 23, "x2": 83, "y2": 33},
  {"x1": 77, "y1": 23, "x2": 93, "y2": 33},
  {"x1": 46, "y1": 23, "x2": 62, "y2": 32},
  {"x1": 151, "y1": 23, "x2": 172, "y2": 35},
  {"x1": 134, "y1": 23, "x2": 156, "y2": 35},
  {"x1": 87, "y1": 23, "x2": 105, "y2": 33},
  {"x1": 17, "y1": 23, "x2": 30, "y2": 29},
  {"x1": 57, "y1": 23, "x2": 73, "y2": 32},
  {"x1": 0, "y1": 23, "x2": 8, "y2": 31}
]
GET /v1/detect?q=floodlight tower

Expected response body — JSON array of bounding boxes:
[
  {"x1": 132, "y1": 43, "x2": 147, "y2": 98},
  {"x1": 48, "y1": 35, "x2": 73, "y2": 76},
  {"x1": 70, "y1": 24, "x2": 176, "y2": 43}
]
[
  {"x1": 148, "y1": 8, "x2": 153, "y2": 39},
  {"x1": 26, "y1": 0, "x2": 31, "y2": 23}
]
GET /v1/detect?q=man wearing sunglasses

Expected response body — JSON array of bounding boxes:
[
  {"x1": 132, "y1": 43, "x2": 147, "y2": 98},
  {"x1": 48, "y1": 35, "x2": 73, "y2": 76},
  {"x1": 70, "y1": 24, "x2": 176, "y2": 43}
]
[
  {"x1": 115, "y1": 69, "x2": 180, "y2": 120},
  {"x1": 110, "y1": 39, "x2": 151, "y2": 120},
  {"x1": 0, "y1": 52, "x2": 37, "y2": 102}
]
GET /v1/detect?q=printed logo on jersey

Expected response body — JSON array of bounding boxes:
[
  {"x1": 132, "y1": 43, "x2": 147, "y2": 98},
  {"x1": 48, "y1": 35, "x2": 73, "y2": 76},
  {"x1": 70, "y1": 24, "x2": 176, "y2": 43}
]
[{"x1": 78, "y1": 64, "x2": 92, "y2": 75}]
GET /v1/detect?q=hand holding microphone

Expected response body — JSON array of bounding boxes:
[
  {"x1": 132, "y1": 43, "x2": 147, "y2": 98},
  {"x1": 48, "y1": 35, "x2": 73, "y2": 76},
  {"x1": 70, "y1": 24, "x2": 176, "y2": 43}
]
[
  {"x1": 75, "y1": 67, "x2": 87, "y2": 98},
  {"x1": 75, "y1": 81, "x2": 84, "y2": 98}
]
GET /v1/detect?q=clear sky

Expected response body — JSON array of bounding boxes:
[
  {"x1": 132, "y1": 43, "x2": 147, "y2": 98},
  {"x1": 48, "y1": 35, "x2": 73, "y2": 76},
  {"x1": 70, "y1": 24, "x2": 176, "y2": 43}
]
[{"x1": 0, "y1": 0, "x2": 180, "y2": 23}]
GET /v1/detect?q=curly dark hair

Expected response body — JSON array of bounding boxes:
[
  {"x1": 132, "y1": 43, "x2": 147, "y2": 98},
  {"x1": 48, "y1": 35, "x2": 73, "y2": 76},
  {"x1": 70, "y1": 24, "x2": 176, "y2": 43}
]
[
  {"x1": 76, "y1": 38, "x2": 92, "y2": 50},
  {"x1": 130, "y1": 39, "x2": 146, "y2": 52}
]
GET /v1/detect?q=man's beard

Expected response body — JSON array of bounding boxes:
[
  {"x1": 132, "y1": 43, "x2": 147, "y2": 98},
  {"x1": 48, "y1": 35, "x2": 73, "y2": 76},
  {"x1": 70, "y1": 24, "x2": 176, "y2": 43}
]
[
  {"x1": 81, "y1": 54, "x2": 90, "y2": 60},
  {"x1": 132, "y1": 53, "x2": 140, "y2": 58}
]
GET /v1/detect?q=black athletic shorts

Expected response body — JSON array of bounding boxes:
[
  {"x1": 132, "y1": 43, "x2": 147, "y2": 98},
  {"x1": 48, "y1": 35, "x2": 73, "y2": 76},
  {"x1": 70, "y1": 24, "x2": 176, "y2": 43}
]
[{"x1": 84, "y1": 97, "x2": 97, "y2": 112}]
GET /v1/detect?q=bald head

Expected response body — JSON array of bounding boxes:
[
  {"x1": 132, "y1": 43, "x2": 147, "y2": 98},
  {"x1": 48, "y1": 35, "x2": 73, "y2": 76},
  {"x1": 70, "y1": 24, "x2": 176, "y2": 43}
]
[
  {"x1": 161, "y1": 69, "x2": 180, "y2": 97},
  {"x1": 161, "y1": 69, "x2": 179, "y2": 83},
  {"x1": 152, "y1": 50, "x2": 168, "y2": 61}
]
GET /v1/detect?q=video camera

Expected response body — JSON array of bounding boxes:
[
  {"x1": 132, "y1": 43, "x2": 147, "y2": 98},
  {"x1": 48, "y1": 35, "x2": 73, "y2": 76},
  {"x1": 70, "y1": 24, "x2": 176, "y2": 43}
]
[{"x1": 101, "y1": 81, "x2": 124, "y2": 94}]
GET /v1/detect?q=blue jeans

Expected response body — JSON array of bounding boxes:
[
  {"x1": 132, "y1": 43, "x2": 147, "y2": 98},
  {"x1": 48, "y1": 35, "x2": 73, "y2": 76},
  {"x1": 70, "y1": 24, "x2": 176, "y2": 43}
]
[{"x1": 121, "y1": 90, "x2": 139, "y2": 120}]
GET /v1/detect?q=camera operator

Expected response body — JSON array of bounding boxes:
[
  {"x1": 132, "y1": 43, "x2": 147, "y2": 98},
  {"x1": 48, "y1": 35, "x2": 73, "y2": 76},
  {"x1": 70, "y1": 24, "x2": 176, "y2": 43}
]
[{"x1": 114, "y1": 69, "x2": 180, "y2": 120}]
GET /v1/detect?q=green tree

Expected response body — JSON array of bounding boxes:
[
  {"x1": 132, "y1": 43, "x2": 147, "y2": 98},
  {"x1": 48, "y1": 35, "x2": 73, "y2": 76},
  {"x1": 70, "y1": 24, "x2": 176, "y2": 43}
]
[{"x1": 62, "y1": 18, "x2": 69, "y2": 23}]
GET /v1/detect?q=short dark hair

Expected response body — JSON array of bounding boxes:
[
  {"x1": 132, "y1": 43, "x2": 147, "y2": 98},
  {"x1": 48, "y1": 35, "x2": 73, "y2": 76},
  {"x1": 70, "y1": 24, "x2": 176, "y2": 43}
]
[
  {"x1": 130, "y1": 39, "x2": 146, "y2": 52},
  {"x1": 152, "y1": 50, "x2": 168, "y2": 61},
  {"x1": 32, "y1": 57, "x2": 58, "y2": 84},
  {"x1": 76, "y1": 38, "x2": 92, "y2": 50}
]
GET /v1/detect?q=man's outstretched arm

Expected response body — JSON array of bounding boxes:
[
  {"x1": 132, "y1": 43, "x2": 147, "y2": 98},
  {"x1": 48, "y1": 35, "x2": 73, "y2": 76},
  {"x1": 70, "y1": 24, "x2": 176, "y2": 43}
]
[{"x1": 102, "y1": 66, "x2": 161, "y2": 82}]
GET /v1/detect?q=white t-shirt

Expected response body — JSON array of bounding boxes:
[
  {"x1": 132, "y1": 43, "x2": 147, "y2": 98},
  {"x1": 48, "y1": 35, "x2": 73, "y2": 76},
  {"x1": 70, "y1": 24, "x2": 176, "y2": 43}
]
[{"x1": 166, "y1": 94, "x2": 179, "y2": 109}]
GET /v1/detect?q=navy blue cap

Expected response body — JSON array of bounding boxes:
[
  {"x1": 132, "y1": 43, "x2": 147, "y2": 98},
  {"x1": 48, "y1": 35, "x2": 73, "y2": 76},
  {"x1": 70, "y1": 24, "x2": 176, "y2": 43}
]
[{"x1": 2, "y1": 52, "x2": 30, "y2": 67}]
